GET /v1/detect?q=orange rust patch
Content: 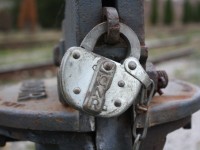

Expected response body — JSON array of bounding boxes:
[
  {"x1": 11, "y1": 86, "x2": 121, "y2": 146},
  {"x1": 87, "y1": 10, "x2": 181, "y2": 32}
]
[
  {"x1": 44, "y1": 103, "x2": 77, "y2": 112},
  {"x1": 150, "y1": 93, "x2": 195, "y2": 107},
  {"x1": 55, "y1": 103, "x2": 77, "y2": 112},
  {"x1": 1, "y1": 101, "x2": 25, "y2": 108},
  {"x1": 55, "y1": 118, "x2": 64, "y2": 123},
  {"x1": 153, "y1": 95, "x2": 192, "y2": 102},
  {"x1": 151, "y1": 82, "x2": 197, "y2": 106},
  {"x1": 65, "y1": 105, "x2": 77, "y2": 112}
]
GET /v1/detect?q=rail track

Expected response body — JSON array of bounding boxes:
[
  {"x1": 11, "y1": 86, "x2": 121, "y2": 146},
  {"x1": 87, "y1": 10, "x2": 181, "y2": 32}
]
[
  {"x1": 0, "y1": 47, "x2": 194, "y2": 84},
  {"x1": 0, "y1": 62, "x2": 56, "y2": 83}
]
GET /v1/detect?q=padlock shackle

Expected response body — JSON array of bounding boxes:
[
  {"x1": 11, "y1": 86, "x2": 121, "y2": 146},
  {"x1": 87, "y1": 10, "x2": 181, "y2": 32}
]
[{"x1": 80, "y1": 22, "x2": 141, "y2": 59}]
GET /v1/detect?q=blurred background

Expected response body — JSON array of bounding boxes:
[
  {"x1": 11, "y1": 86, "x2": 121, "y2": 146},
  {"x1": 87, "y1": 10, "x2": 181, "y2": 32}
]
[
  {"x1": 0, "y1": 0, "x2": 200, "y2": 149},
  {"x1": 0, "y1": 0, "x2": 64, "y2": 85}
]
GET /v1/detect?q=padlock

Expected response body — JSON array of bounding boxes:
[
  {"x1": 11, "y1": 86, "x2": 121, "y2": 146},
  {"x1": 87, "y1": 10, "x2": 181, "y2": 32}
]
[{"x1": 58, "y1": 22, "x2": 152, "y2": 117}]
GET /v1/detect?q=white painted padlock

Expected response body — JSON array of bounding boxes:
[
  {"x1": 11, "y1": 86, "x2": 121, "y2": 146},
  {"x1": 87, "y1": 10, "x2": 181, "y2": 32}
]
[{"x1": 58, "y1": 22, "x2": 152, "y2": 117}]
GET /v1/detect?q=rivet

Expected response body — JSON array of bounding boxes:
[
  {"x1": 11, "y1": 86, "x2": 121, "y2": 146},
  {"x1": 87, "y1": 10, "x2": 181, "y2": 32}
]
[
  {"x1": 73, "y1": 51, "x2": 80, "y2": 59},
  {"x1": 118, "y1": 80, "x2": 125, "y2": 87},
  {"x1": 114, "y1": 100, "x2": 121, "y2": 107},
  {"x1": 128, "y1": 61, "x2": 137, "y2": 70},
  {"x1": 73, "y1": 88, "x2": 81, "y2": 94}
]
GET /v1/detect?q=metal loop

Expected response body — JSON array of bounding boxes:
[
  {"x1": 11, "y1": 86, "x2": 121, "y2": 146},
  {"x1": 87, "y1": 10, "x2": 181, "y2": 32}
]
[
  {"x1": 80, "y1": 22, "x2": 141, "y2": 59},
  {"x1": 146, "y1": 80, "x2": 155, "y2": 105},
  {"x1": 103, "y1": 7, "x2": 120, "y2": 44},
  {"x1": 132, "y1": 112, "x2": 149, "y2": 140},
  {"x1": 132, "y1": 80, "x2": 155, "y2": 149},
  {"x1": 133, "y1": 134, "x2": 141, "y2": 150},
  {"x1": 137, "y1": 79, "x2": 155, "y2": 105}
]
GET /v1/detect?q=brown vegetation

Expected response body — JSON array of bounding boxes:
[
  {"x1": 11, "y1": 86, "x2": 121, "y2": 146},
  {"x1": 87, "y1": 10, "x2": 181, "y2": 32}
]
[{"x1": 18, "y1": 0, "x2": 38, "y2": 31}]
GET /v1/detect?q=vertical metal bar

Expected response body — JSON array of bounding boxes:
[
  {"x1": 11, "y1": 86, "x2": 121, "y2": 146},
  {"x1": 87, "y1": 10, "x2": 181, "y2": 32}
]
[
  {"x1": 64, "y1": 0, "x2": 102, "y2": 49},
  {"x1": 96, "y1": 110, "x2": 133, "y2": 150},
  {"x1": 115, "y1": 0, "x2": 145, "y2": 46}
]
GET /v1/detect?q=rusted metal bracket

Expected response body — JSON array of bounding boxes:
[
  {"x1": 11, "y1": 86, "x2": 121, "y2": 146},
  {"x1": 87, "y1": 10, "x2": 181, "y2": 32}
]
[{"x1": 103, "y1": 7, "x2": 120, "y2": 44}]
